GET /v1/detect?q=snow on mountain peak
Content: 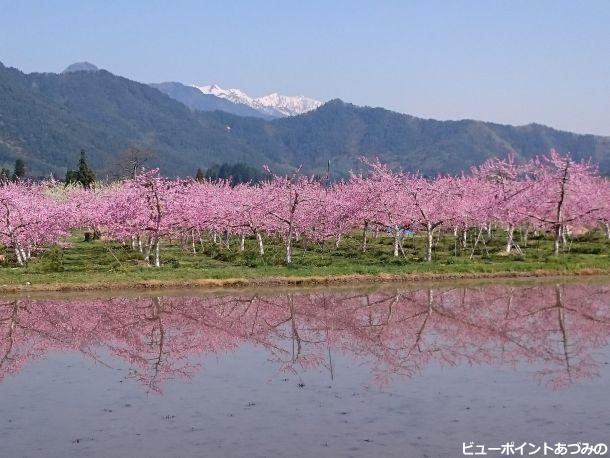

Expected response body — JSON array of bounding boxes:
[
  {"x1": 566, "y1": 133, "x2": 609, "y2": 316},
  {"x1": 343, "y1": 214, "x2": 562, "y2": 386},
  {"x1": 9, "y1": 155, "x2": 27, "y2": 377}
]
[
  {"x1": 192, "y1": 83, "x2": 322, "y2": 117},
  {"x1": 256, "y1": 92, "x2": 322, "y2": 116}
]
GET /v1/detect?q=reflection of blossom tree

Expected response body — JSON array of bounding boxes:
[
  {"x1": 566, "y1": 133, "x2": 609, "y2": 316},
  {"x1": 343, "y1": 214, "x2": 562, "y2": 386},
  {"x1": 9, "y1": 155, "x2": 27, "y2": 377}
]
[
  {"x1": 0, "y1": 300, "x2": 30, "y2": 379},
  {"x1": 0, "y1": 283, "x2": 609, "y2": 392}
]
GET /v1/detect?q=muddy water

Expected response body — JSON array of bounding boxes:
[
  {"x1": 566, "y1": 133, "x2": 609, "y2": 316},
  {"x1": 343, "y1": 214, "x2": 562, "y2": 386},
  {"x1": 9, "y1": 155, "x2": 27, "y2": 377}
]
[{"x1": 1, "y1": 278, "x2": 609, "y2": 457}]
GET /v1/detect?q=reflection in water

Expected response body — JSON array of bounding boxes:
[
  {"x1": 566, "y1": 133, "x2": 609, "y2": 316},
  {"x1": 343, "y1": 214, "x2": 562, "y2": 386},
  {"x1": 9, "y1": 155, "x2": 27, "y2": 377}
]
[{"x1": 1, "y1": 282, "x2": 609, "y2": 392}]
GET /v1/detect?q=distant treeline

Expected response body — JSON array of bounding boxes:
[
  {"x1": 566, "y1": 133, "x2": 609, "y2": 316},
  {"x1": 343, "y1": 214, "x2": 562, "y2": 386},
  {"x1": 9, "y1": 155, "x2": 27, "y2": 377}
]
[
  {"x1": 0, "y1": 159, "x2": 26, "y2": 182},
  {"x1": 198, "y1": 162, "x2": 270, "y2": 185},
  {"x1": 4, "y1": 152, "x2": 269, "y2": 188}
]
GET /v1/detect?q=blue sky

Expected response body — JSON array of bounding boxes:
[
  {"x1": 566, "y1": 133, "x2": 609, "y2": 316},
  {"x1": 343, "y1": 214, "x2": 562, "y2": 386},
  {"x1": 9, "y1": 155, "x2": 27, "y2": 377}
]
[{"x1": 1, "y1": 0, "x2": 609, "y2": 135}]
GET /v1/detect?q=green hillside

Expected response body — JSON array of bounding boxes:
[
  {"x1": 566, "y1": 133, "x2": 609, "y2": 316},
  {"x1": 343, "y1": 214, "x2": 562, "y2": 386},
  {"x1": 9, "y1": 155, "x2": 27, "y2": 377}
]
[{"x1": 1, "y1": 62, "x2": 609, "y2": 178}]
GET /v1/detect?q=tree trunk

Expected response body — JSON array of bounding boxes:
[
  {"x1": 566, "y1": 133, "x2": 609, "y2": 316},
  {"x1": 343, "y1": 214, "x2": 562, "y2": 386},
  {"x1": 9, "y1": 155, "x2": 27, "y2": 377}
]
[
  {"x1": 153, "y1": 238, "x2": 160, "y2": 267},
  {"x1": 393, "y1": 226, "x2": 400, "y2": 257},
  {"x1": 239, "y1": 234, "x2": 245, "y2": 252},
  {"x1": 553, "y1": 159, "x2": 570, "y2": 256},
  {"x1": 256, "y1": 231, "x2": 265, "y2": 256},
  {"x1": 144, "y1": 235, "x2": 153, "y2": 264},
  {"x1": 553, "y1": 224, "x2": 562, "y2": 256},
  {"x1": 285, "y1": 235, "x2": 292, "y2": 264},
  {"x1": 5, "y1": 211, "x2": 24, "y2": 266},
  {"x1": 505, "y1": 225, "x2": 514, "y2": 253},
  {"x1": 425, "y1": 222, "x2": 433, "y2": 262},
  {"x1": 14, "y1": 245, "x2": 24, "y2": 266},
  {"x1": 604, "y1": 223, "x2": 610, "y2": 239},
  {"x1": 362, "y1": 221, "x2": 369, "y2": 252}
]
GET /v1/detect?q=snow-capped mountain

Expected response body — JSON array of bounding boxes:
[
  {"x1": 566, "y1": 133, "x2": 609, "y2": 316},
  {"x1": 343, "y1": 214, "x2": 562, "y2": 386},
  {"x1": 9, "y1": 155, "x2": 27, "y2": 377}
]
[
  {"x1": 194, "y1": 84, "x2": 322, "y2": 117},
  {"x1": 257, "y1": 92, "x2": 323, "y2": 117}
]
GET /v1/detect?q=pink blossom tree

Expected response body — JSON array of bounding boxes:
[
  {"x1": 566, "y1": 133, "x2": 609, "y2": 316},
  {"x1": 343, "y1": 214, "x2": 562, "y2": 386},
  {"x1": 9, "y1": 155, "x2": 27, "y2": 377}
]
[
  {"x1": 0, "y1": 182, "x2": 68, "y2": 265},
  {"x1": 528, "y1": 150, "x2": 602, "y2": 255}
]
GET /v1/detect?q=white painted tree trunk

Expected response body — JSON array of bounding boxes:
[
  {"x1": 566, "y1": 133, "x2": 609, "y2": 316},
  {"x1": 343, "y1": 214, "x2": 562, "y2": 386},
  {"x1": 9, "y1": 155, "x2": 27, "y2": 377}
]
[
  {"x1": 393, "y1": 226, "x2": 400, "y2": 257},
  {"x1": 14, "y1": 245, "x2": 24, "y2": 266},
  {"x1": 425, "y1": 222, "x2": 433, "y2": 262},
  {"x1": 553, "y1": 228, "x2": 561, "y2": 256},
  {"x1": 285, "y1": 235, "x2": 292, "y2": 264},
  {"x1": 153, "y1": 238, "x2": 160, "y2": 267},
  {"x1": 239, "y1": 234, "x2": 245, "y2": 252},
  {"x1": 191, "y1": 230, "x2": 197, "y2": 254},
  {"x1": 505, "y1": 225, "x2": 514, "y2": 253},
  {"x1": 553, "y1": 160, "x2": 569, "y2": 256},
  {"x1": 5, "y1": 213, "x2": 24, "y2": 266},
  {"x1": 256, "y1": 231, "x2": 265, "y2": 256},
  {"x1": 362, "y1": 221, "x2": 369, "y2": 253},
  {"x1": 144, "y1": 239, "x2": 150, "y2": 262},
  {"x1": 144, "y1": 235, "x2": 159, "y2": 267}
]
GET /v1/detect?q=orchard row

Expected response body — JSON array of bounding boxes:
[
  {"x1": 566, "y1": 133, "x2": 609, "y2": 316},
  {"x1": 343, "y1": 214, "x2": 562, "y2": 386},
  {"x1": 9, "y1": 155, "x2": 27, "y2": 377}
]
[{"x1": 1, "y1": 150, "x2": 608, "y2": 266}]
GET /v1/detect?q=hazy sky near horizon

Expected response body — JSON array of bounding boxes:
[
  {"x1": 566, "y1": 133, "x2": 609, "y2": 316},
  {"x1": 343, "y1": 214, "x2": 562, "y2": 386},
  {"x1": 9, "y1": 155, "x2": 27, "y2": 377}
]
[{"x1": 1, "y1": 0, "x2": 609, "y2": 135}]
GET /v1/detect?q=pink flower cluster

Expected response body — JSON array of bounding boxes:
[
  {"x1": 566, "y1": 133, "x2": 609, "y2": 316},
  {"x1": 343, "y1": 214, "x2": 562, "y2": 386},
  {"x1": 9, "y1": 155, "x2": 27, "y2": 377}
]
[{"x1": 1, "y1": 150, "x2": 608, "y2": 265}]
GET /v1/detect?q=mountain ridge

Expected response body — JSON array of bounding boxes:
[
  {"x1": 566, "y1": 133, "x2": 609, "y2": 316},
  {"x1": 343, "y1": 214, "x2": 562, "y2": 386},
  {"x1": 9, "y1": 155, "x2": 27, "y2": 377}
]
[
  {"x1": 194, "y1": 83, "x2": 322, "y2": 117},
  {"x1": 149, "y1": 82, "x2": 271, "y2": 119},
  {"x1": 62, "y1": 62, "x2": 99, "y2": 73},
  {"x1": 0, "y1": 61, "x2": 608, "y2": 178}
]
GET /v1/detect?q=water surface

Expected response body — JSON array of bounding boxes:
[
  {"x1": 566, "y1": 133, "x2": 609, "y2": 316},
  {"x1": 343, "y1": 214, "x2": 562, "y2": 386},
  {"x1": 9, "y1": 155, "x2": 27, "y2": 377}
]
[{"x1": 2, "y1": 278, "x2": 609, "y2": 457}]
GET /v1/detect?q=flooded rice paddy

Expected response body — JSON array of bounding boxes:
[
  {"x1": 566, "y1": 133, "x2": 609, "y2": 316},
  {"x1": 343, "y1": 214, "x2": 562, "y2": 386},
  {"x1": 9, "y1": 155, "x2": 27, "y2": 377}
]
[{"x1": 1, "y1": 278, "x2": 609, "y2": 457}]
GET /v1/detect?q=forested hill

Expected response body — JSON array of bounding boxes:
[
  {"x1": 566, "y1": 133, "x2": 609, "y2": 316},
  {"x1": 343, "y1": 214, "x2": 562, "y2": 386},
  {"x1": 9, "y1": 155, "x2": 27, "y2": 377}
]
[
  {"x1": 0, "y1": 62, "x2": 279, "y2": 177},
  {"x1": 269, "y1": 100, "x2": 610, "y2": 176},
  {"x1": 1, "y1": 61, "x2": 609, "y2": 178}
]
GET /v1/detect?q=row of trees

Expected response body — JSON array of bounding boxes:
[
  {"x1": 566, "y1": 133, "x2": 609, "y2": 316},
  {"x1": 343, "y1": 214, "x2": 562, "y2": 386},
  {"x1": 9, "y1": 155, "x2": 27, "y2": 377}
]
[
  {"x1": 2, "y1": 153, "x2": 94, "y2": 185},
  {"x1": 2, "y1": 147, "x2": 152, "y2": 184},
  {"x1": 198, "y1": 162, "x2": 271, "y2": 185},
  {"x1": 0, "y1": 159, "x2": 26, "y2": 183},
  {"x1": 64, "y1": 150, "x2": 96, "y2": 189},
  {"x1": 0, "y1": 150, "x2": 608, "y2": 266}
]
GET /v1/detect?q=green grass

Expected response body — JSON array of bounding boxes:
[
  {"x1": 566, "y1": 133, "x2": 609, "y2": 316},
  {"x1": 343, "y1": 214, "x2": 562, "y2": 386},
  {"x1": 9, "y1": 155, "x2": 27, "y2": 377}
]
[{"x1": 1, "y1": 229, "x2": 609, "y2": 290}]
